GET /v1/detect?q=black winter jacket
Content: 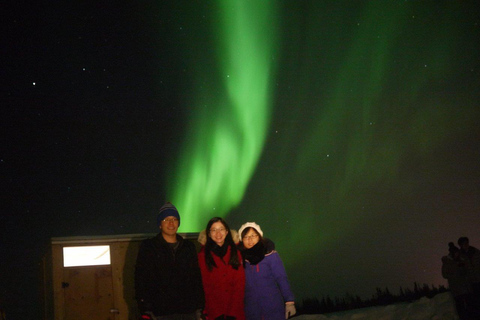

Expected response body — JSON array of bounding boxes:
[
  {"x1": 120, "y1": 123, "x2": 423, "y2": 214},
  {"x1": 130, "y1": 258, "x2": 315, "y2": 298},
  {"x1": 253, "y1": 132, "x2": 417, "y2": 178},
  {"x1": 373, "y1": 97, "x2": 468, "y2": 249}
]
[{"x1": 135, "y1": 233, "x2": 205, "y2": 316}]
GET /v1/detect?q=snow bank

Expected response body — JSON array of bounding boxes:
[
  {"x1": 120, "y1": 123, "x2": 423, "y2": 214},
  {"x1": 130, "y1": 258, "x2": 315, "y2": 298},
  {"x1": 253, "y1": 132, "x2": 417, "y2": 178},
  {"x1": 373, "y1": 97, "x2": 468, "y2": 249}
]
[{"x1": 295, "y1": 292, "x2": 458, "y2": 320}]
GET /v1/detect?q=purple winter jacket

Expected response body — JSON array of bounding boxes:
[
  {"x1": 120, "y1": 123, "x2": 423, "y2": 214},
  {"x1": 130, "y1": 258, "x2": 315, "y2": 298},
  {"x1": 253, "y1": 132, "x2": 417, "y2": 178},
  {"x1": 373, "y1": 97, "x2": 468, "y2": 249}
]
[{"x1": 244, "y1": 250, "x2": 295, "y2": 320}]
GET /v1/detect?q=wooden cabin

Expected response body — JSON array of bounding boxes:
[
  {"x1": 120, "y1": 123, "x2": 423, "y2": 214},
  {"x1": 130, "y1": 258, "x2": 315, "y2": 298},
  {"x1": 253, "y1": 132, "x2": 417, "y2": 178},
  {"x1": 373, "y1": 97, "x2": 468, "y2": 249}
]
[{"x1": 42, "y1": 233, "x2": 200, "y2": 320}]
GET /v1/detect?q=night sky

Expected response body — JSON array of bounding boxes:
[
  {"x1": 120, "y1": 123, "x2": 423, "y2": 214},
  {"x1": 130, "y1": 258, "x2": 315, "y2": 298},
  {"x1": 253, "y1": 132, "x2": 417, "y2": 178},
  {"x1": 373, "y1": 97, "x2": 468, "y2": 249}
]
[{"x1": 2, "y1": 1, "x2": 480, "y2": 317}]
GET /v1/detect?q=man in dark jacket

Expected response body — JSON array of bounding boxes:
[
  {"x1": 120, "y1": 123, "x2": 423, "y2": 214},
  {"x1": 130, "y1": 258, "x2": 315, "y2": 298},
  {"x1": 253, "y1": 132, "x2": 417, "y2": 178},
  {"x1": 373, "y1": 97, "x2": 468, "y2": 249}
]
[
  {"x1": 135, "y1": 202, "x2": 205, "y2": 320},
  {"x1": 458, "y1": 237, "x2": 480, "y2": 294}
]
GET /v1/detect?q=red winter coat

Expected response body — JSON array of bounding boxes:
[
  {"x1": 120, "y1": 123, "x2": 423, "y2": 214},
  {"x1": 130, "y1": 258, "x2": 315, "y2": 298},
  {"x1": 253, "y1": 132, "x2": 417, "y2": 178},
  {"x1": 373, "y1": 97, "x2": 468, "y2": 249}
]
[{"x1": 198, "y1": 246, "x2": 245, "y2": 320}]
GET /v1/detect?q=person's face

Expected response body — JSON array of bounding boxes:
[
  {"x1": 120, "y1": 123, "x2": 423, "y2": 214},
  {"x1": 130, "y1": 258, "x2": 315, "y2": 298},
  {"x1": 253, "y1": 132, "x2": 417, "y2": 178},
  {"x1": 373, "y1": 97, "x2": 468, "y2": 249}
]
[
  {"x1": 460, "y1": 241, "x2": 470, "y2": 251},
  {"x1": 209, "y1": 221, "x2": 228, "y2": 246},
  {"x1": 242, "y1": 229, "x2": 260, "y2": 249},
  {"x1": 159, "y1": 216, "x2": 179, "y2": 237}
]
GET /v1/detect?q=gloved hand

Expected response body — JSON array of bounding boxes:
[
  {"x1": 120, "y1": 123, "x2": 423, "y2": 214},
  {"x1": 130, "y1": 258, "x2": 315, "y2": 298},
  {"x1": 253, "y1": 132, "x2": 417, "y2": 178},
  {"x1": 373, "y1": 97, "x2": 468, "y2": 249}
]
[
  {"x1": 195, "y1": 309, "x2": 205, "y2": 320},
  {"x1": 140, "y1": 311, "x2": 157, "y2": 320},
  {"x1": 285, "y1": 302, "x2": 296, "y2": 319}
]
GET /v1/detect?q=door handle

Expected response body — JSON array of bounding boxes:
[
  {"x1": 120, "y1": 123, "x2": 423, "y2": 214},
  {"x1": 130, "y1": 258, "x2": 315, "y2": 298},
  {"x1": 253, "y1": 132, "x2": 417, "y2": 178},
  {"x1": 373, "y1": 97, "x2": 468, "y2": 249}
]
[{"x1": 110, "y1": 309, "x2": 120, "y2": 314}]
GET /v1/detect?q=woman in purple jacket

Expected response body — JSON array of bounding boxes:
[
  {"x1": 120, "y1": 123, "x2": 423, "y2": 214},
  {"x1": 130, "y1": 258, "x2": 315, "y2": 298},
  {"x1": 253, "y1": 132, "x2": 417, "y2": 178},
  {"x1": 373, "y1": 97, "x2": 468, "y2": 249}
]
[{"x1": 238, "y1": 222, "x2": 296, "y2": 320}]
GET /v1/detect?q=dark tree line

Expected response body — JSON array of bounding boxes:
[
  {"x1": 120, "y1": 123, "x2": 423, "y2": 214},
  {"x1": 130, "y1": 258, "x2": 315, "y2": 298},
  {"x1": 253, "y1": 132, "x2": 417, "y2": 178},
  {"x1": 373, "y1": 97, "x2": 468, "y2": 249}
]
[{"x1": 298, "y1": 282, "x2": 448, "y2": 315}]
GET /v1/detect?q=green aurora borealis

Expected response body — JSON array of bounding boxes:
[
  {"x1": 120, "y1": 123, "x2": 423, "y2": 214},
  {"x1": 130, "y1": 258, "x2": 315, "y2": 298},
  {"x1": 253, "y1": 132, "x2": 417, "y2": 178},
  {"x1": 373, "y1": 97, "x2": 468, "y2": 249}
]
[
  {"x1": 167, "y1": 1, "x2": 480, "y2": 298},
  {"x1": 169, "y1": 1, "x2": 279, "y2": 230}
]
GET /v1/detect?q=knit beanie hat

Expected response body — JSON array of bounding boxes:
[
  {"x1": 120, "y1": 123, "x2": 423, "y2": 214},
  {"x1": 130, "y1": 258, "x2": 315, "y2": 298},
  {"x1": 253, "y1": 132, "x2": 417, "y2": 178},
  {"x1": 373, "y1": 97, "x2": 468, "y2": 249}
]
[
  {"x1": 238, "y1": 222, "x2": 263, "y2": 242},
  {"x1": 157, "y1": 202, "x2": 180, "y2": 227}
]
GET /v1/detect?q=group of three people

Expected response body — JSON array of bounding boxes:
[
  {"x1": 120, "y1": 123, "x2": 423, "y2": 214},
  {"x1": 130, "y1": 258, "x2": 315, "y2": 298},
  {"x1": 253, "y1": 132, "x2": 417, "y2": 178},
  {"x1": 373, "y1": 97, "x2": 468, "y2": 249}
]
[
  {"x1": 135, "y1": 202, "x2": 296, "y2": 320},
  {"x1": 442, "y1": 237, "x2": 480, "y2": 320}
]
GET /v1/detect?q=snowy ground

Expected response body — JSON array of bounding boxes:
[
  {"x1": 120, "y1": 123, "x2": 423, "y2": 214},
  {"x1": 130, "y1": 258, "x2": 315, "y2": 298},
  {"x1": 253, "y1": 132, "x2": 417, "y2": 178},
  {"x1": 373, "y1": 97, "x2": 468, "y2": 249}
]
[{"x1": 295, "y1": 292, "x2": 459, "y2": 320}]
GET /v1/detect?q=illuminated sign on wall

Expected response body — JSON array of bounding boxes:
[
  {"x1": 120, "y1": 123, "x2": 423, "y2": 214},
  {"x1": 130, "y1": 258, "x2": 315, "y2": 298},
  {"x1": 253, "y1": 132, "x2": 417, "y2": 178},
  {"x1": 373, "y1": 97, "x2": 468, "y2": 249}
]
[{"x1": 63, "y1": 245, "x2": 111, "y2": 267}]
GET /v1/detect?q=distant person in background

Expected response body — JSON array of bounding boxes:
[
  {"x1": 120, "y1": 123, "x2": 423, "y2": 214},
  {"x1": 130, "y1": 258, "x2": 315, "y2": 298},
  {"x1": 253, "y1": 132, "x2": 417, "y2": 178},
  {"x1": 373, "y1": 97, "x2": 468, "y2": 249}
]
[
  {"x1": 135, "y1": 202, "x2": 205, "y2": 320},
  {"x1": 231, "y1": 229, "x2": 240, "y2": 244},
  {"x1": 458, "y1": 237, "x2": 480, "y2": 314},
  {"x1": 198, "y1": 217, "x2": 245, "y2": 320},
  {"x1": 198, "y1": 229, "x2": 207, "y2": 246},
  {"x1": 238, "y1": 222, "x2": 296, "y2": 320},
  {"x1": 442, "y1": 242, "x2": 474, "y2": 320},
  {"x1": 458, "y1": 237, "x2": 480, "y2": 297}
]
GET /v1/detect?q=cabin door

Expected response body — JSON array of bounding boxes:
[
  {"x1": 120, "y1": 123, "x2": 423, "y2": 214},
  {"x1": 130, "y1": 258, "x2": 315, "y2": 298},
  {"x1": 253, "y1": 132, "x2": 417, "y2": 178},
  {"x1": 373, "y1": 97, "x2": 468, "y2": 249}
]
[
  {"x1": 63, "y1": 265, "x2": 115, "y2": 320},
  {"x1": 61, "y1": 245, "x2": 116, "y2": 319}
]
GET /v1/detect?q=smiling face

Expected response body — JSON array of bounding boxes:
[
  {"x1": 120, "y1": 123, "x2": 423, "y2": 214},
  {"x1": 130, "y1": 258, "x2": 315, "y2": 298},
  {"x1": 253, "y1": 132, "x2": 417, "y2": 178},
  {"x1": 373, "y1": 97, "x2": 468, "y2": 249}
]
[
  {"x1": 159, "y1": 215, "x2": 179, "y2": 239},
  {"x1": 242, "y1": 228, "x2": 260, "y2": 249},
  {"x1": 209, "y1": 221, "x2": 228, "y2": 246}
]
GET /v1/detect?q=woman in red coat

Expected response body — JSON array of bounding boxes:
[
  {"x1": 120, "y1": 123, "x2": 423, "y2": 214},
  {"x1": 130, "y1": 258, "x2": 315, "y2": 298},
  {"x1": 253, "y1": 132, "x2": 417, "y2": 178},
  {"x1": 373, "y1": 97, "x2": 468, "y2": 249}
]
[{"x1": 198, "y1": 217, "x2": 245, "y2": 320}]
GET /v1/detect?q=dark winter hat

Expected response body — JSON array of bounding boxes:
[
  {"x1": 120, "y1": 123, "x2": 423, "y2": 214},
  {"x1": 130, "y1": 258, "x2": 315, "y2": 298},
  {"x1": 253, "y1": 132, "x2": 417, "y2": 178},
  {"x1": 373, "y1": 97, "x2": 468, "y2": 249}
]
[
  {"x1": 448, "y1": 242, "x2": 459, "y2": 254},
  {"x1": 157, "y1": 202, "x2": 180, "y2": 227},
  {"x1": 458, "y1": 237, "x2": 469, "y2": 246}
]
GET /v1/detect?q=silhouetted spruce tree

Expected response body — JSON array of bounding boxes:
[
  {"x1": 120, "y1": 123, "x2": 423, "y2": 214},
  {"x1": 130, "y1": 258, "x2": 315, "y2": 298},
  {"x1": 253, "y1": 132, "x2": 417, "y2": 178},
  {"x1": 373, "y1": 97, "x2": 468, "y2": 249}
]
[
  {"x1": 398, "y1": 286, "x2": 406, "y2": 302},
  {"x1": 413, "y1": 281, "x2": 421, "y2": 299},
  {"x1": 319, "y1": 297, "x2": 326, "y2": 313},
  {"x1": 300, "y1": 297, "x2": 321, "y2": 314},
  {"x1": 404, "y1": 286, "x2": 414, "y2": 301},
  {"x1": 325, "y1": 295, "x2": 334, "y2": 313},
  {"x1": 421, "y1": 283, "x2": 430, "y2": 296},
  {"x1": 299, "y1": 281, "x2": 447, "y2": 314}
]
